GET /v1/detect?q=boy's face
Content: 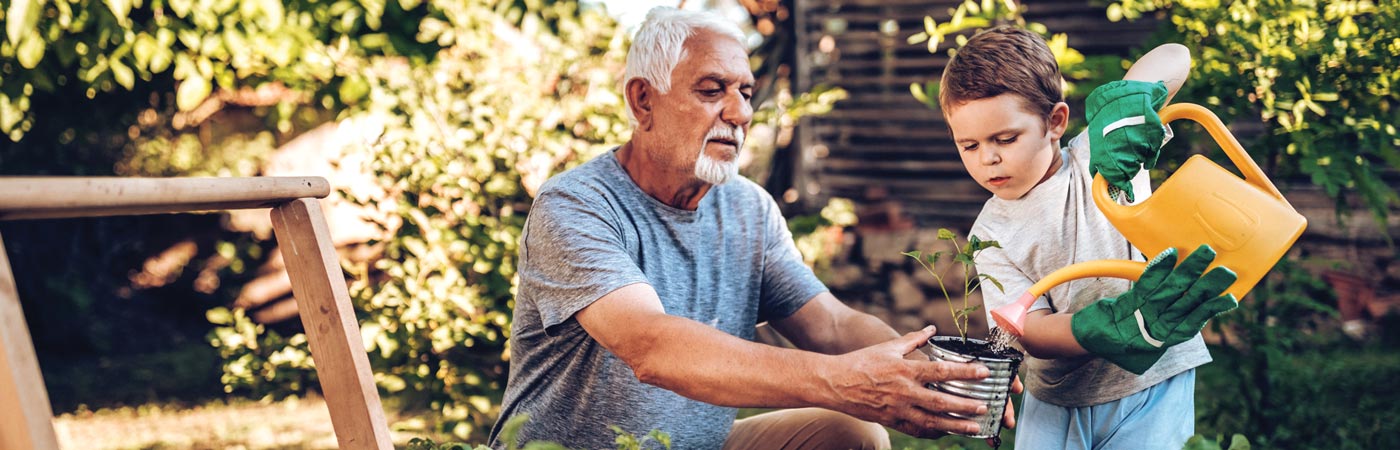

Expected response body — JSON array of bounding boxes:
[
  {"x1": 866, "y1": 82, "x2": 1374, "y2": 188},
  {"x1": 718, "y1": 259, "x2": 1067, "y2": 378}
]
[{"x1": 946, "y1": 93, "x2": 1068, "y2": 200}]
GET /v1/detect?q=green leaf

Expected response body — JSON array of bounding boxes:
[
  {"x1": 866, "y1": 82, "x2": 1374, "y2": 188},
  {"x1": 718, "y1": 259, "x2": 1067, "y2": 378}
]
[
  {"x1": 6, "y1": 0, "x2": 41, "y2": 45},
  {"x1": 496, "y1": 414, "x2": 532, "y2": 450},
  {"x1": 260, "y1": 0, "x2": 284, "y2": 28},
  {"x1": 149, "y1": 46, "x2": 173, "y2": 73},
  {"x1": 901, "y1": 250, "x2": 921, "y2": 259},
  {"x1": 1226, "y1": 433, "x2": 1251, "y2": 450},
  {"x1": 177, "y1": 75, "x2": 211, "y2": 111},
  {"x1": 910, "y1": 82, "x2": 928, "y2": 103},
  {"x1": 937, "y1": 228, "x2": 956, "y2": 240},
  {"x1": 978, "y1": 273, "x2": 1004, "y2": 293},
  {"x1": 111, "y1": 59, "x2": 135, "y2": 89},
  {"x1": 16, "y1": 34, "x2": 45, "y2": 69},
  {"x1": 104, "y1": 0, "x2": 132, "y2": 23},
  {"x1": 339, "y1": 75, "x2": 371, "y2": 104},
  {"x1": 169, "y1": 0, "x2": 192, "y2": 18},
  {"x1": 968, "y1": 236, "x2": 1001, "y2": 252},
  {"x1": 206, "y1": 307, "x2": 233, "y2": 325},
  {"x1": 132, "y1": 33, "x2": 156, "y2": 68}
]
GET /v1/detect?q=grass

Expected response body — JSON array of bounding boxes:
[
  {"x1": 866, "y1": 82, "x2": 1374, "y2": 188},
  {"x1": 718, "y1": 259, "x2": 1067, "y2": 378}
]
[
  {"x1": 52, "y1": 339, "x2": 1397, "y2": 449},
  {"x1": 55, "y1": 395, "x2": 460, "y2": 450}
]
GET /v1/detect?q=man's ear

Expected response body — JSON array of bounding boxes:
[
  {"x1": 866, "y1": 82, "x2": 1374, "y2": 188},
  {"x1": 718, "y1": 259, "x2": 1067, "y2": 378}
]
[
  {"x1": 626, "y1": 78, "x2": 654, "y2": 130},
  {"x1": 1046, "y1": 102, "x2": 1070, "y2": 140}
]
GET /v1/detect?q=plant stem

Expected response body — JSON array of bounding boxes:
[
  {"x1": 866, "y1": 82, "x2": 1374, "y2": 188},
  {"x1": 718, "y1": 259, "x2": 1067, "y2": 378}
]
[{"x1": 911, "y1": 257, "x2": 964, "y2": 339}]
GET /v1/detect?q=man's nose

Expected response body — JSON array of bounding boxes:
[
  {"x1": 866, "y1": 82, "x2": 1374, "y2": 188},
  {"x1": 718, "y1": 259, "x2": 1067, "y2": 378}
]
[{"x1": 721, "y1": 92, "x2": 753, "y2": 127}]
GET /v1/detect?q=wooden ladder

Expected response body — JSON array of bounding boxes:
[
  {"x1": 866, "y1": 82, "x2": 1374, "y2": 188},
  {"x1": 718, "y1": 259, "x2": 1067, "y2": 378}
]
[{"x1": 0, "y1": 177, "x2": 393, "y2": 450}]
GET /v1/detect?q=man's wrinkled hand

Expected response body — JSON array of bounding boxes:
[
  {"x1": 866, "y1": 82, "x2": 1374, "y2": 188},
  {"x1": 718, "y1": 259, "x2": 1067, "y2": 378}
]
[{"x1": 828, "y1": 326, "x2": 992, "y2": 438}]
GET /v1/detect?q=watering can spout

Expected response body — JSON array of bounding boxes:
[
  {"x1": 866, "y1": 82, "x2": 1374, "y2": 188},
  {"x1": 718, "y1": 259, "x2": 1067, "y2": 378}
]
[
  {"x1": 991, "y1": 260, "x2": 1147, "y2": 337},
  {"x1": 991, "y1": 103, "x2": 1307, "y2": 338}
]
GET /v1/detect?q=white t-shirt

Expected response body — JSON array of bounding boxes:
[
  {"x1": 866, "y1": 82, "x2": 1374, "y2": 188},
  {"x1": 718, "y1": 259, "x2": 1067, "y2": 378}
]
[{"x1": 971, "y1": 131, "x2": 1210, "y2": 407}]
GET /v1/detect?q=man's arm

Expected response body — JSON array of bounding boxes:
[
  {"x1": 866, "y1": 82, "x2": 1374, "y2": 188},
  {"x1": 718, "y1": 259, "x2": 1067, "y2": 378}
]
[
  {"x1": 767, "y1": 292, "x2": 899, "y2": 355},
  {"x1": 769, "y1": 291, "x2": 1024, "y2": 443},
  {"x1": 575, "y1": 283, "x2": 990, "y2": 438}
]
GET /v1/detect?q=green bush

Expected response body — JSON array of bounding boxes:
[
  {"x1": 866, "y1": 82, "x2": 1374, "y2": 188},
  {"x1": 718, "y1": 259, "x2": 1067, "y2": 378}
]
[
  {"x1": 0, "y1": 0, "x2": 441, "y2": 141},
  {"x1": 907, "y1": 0, "x2": 1125, "y2": 115},
  {"x1": 1110, "y1": 0, "x2": 1400, "y2": 227},
  {"x1": 344, "y1": 0, "x2": 628, "y2": 437},
  {"x1": 1197, "y1": 344, "x2": 1400, "y2": 449},
  {"x1": 206, "y1": 0, "x2": 630, "y2": 439},
  {"x1": 1191, "y1": 258, "x2": 1400, "y2": 448}
]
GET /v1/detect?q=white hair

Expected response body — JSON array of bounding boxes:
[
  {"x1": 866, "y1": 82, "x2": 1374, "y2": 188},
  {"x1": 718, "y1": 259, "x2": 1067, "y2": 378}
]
[
  {"x1": 694, "y1": 124, "x2": 744, "y2": 185},
  {"x1": 624, "y1": 7, "x2": 747, "y2": 125}
]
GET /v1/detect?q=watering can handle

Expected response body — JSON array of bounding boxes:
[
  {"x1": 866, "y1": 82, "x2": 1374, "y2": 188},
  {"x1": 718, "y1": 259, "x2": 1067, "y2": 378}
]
[
  {"x1": 1092, "y1": 103, "x2": 1288, "y2": 205},
  {"x1": 1158, "y1": 103, "x2": 1285, "y2": 199}
]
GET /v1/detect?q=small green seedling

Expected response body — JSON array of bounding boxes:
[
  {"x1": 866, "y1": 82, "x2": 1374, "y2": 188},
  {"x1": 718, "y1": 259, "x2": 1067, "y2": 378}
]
[{"x1": 902, "y1": 228, "x2": 1003, "y2": 341}]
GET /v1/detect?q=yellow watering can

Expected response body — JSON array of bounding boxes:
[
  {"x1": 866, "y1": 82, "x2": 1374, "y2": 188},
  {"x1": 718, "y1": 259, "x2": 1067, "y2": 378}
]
[{"x1": 991, "y1": 103, "x2": 1308, "y2": 337}]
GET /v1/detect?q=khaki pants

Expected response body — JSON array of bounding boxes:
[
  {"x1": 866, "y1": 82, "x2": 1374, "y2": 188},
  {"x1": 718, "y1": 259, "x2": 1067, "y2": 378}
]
[{"x1": 722, "y1": 408, "x2": 891, "y2": 450}]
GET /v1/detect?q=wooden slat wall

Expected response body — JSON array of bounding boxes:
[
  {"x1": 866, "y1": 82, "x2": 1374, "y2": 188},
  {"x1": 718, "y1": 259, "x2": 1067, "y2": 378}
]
[{"x1": 794, "y1": 0, "x2": 1160, "y2": 231}]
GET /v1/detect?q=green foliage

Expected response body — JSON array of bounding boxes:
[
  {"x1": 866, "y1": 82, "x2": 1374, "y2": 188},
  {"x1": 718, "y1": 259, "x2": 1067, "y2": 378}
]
[
  {"x1": 1110, "y1": 0, "x2": 1400, "y2": 229},
  {"x1": 1196, "y1": 343, "x2": 1400, "y2": 449},
  {"x1": 902, "y1": 228, "x2": 1001, "y2": 339},
  {"x1": 0, "y1": 0, "x2": 441, "y2": 141},
  {"x1": 205, "y1": 307, "x2": 317, "y2": 397},
  {"x1": 345, "y1": 0, "x2": 625, "y2": 437},
  {"x1": 790, "y1": 197, "x2": 857, "y2": 280},
  {"x1": 1181, "y1": 434, "x2": 1251, "y2": 450},
  {"x1": 1194, "y1": 258, "x2": 1358, "y2": 447},
  {"x1": 907, "y1": 0, "x2": 1120, "y2": 111},
  {"x1": 206, "y1": 0, "x2": 630, "y2": 439}
]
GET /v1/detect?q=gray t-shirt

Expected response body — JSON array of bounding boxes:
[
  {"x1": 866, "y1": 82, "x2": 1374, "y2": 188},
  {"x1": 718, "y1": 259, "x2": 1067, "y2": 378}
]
[
  {"x1": 490, "y1": 149, "x2": 827, "y2": 449},
  {"x1": 972, "y1": 131, "x2": 1211, "y2": 407}
]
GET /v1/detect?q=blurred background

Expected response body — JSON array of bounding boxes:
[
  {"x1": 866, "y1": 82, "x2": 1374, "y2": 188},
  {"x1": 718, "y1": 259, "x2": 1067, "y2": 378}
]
[{"x1": 0, "y1": 0, "x2": 1396, "y2": 448}]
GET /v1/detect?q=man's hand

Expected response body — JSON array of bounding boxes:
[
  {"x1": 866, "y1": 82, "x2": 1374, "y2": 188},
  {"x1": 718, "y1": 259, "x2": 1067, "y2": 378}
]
[
  {"x1": 825, "y1": 326, "x2": 991, "y2": 438},
  {"x1": 1087, "y1": 80, "x2": 1170, "y2": 202},
  {"x1": 1071, "y1": 245, "x2": 1239, "y2": 374}
]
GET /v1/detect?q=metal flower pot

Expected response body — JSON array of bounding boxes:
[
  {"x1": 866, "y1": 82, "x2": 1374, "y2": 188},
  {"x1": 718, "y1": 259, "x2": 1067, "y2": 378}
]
[{"x1": 926, "y1": 335, "x2": 1023, "y2": 440}]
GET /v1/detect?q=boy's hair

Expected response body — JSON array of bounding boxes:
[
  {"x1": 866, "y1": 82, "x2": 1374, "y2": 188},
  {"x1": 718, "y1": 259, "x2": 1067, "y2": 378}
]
[{"x1": 939, "y1": 26, "x2": 1063, "y2": 119}]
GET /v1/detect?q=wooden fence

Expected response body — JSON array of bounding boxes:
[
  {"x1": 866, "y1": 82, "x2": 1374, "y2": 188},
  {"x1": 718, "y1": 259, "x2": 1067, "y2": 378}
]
[
  {"x1": 792, "y1": 0, "x2": 1160, "y2": 230},
  {"x1": 0, "y1": 177, "x2": 392, "y2": 450}
]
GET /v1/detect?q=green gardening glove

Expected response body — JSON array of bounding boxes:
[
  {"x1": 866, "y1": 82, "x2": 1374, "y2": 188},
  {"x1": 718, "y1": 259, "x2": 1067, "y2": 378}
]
[
  {"x1": 1086, "y1": 80, "x2": 1170, "y2": 203},
  {"x1": 1071, "y1": 244, "x2": 1239, "y2": 375}
]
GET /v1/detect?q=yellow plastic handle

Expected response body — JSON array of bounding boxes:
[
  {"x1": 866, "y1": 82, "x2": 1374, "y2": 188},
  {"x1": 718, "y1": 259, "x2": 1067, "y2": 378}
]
[
  {"x1": 1158, "y1": 103, "x2": 1284, "y2": 200},
  {"x1": 1092, "y1": 103, "x2": 1287, "y2": 214},
  {"x1": 1024, "y1": 259, "x2": 1147, "y2": 299}
]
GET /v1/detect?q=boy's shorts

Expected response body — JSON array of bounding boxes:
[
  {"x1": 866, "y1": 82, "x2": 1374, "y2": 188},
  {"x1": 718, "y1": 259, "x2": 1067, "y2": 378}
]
[{"x1": 1014, "y1": 369, "x2": 1195, "y2": 450}]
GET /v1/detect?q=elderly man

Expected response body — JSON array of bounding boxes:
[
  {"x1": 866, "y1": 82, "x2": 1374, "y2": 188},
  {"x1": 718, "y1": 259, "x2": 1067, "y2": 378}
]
[{"x1": 490, "y1": 7, "x2": 1011, "y2": 449}]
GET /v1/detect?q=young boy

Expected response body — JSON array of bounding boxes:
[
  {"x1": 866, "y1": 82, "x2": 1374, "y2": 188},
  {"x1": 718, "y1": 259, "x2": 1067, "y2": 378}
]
[{"x1": 940, "y1": 27, "x2": 1237, "y2": 449}]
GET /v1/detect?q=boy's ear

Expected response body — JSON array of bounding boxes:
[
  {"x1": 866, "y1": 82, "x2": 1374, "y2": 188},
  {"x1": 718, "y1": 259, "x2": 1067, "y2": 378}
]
[
  {"x1": 1046, "y1": 102, "x2": 1070, "y2": 140},
  {"x1": 626, "y1": 78, "x2": 654, "y2": 131}
]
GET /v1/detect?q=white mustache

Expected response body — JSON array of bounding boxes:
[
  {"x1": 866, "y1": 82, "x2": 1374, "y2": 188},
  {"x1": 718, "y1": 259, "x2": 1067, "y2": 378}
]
[{"x1": 705, "y1": 125, "x2": 744, "y2": 147}]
